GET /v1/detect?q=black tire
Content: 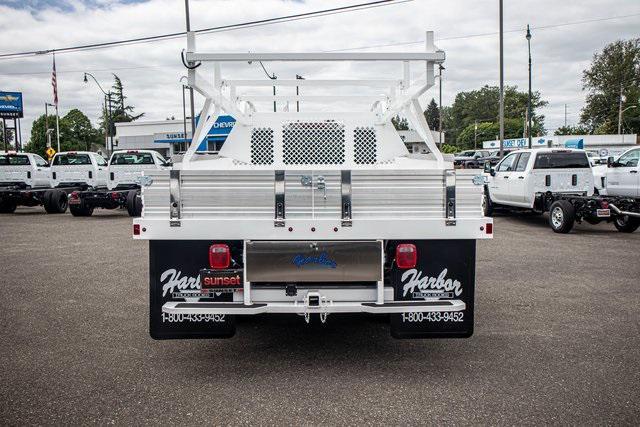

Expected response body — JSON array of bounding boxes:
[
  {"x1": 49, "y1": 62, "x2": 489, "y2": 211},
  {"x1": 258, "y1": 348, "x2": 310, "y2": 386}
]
[
  {"x1": 0, "y1": 199, "x2": 17, "y2": 213},
  {"x1": 482, "y1": 189, "x2": 494, "y2": 217},
  {"x1": 43, "y1": 190, "x2": 68, "y2": 214},
  {"x1": 69, "y1": 198, "x2": 94, "y2": 217},
  {"x1": 548, "y1": 200, "x2": 575, "y2": 233},
  {"x1": 126, "y1": 190, "x2": 142, "y2": 217},
  {"x1": 613, "y1": 216, "x2": 640, "y2": 233}
]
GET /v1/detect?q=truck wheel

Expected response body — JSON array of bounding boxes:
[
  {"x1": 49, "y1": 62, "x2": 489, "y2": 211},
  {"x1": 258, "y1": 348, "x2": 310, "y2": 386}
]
[
  {"x1": 126, "y1": 190, "x2": 143, "y2": 217},
  {"x1": 482, "y1": 190, "x2": 493, "y2": 217},
  {"x1": 69, "y1": 199, "x2": 94, "y2": 217},
  {"x1": 548, "y1": 200, "x2": 575, "y2": 233},
  {"x1": 0, "y1": 199, "x2": 17, "y2": 213},
  {"x1": 43, "y1": 190, "x2": 68, "y2": 214},
  {"x1": 613, "y1": 216, "x2": 640, "y2": 233}
]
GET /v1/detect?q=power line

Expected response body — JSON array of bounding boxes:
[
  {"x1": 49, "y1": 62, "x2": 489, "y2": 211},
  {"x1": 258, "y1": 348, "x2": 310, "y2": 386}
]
[
  {"x1": 329, "y1": 12, "x2": 640, "y2": 51},
  {"x1": 0, "y1": 0, "x2": 411, "y2": 60}
]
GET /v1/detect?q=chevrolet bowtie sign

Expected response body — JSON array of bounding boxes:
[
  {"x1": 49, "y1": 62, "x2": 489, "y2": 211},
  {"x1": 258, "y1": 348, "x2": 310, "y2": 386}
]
[{"x1": 0, "y1": 91, "x2": 24, "y2": 119}]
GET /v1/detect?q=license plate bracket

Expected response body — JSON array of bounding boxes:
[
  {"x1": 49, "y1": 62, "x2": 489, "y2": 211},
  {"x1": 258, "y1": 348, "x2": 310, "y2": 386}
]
[{"x1": 596, "y1": 209, "x2": 610, "y2": 218}]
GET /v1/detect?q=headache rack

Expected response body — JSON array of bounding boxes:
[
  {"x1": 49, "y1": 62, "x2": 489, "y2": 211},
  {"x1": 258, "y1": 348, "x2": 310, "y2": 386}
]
[{"x1": 134, "y1": 30, "x2": 492, "y2": 241}]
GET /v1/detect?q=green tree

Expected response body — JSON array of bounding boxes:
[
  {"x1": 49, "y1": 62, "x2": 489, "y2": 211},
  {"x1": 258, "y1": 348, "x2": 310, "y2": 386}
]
[
  {"x1": 61, "y1": 109, "x2": 102, "y2": 151},
  {"x1": 100, "y1": 74, "x2": 144, "y2": 137},
  {"x1": 26, "y1": 109, "x2": 101, "y2": 157},
  {"x1": 446, "y1": 85, "x2": 547, "y2": 146},
  {"x1": 424, "y1": 98, "x2": 440, "y2": 130},
  {"x1": 579, "y1": 38, "x2": 640, "y2": 134},
  {"x1": 391, "y1": 115, "x2": 409, "y2": 130},
  {"x1": 554, "y1": 125, "x2": 589, "y2": 136}
]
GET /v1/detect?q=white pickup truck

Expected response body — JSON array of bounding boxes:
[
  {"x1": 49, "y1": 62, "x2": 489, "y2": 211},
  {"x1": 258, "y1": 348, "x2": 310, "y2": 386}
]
[
  {"x1": 484, "y1": 148, "x2": 640, "y2": 233},
  {"x1": 593, "y1": 146, "x2": 640, "y2": 197},
  {"x1": 50, "y1": 151, "x2": 109, "y2": 189},
  {"x1": 107, "y1": 150, "x2": 170, "y2": 191},
  {"x1": 0, "y1": 152, "x2": 71, "y2": 214},
  {"x1": 67, "y1": 150, "x2": 169, "y2": 217}
]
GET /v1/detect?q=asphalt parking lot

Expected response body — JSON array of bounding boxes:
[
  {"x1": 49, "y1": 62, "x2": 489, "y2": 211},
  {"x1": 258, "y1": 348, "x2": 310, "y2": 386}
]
[{"x1": 1, "y1": 208, "x2": 639, "y2": 424}]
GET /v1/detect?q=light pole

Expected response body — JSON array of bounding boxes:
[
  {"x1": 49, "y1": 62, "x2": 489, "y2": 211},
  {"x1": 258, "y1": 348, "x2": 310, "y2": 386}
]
[
  {"x1": 498, "y1": 0, "x2": 505, "y2": 157},
  {"x1": 44, "y1": 102, "x2": 55, "y2": 149},
  {"x1": 83, "y1": 72, "x2": 114, "y2": 153},
  {"x1": 296, "y1": 74, "x2": 304, "y2": 112},
  {"x1": 526, "y1": 24, "x2": 532, "y2": 149},
  {"x1": 438, "y1": 64, "x2": 445, "y2": 146}
]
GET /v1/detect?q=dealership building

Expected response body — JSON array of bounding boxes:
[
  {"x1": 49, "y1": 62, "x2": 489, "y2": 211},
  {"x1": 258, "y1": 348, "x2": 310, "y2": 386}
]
[
  {"x1": 481, "y1": 134, "x2": 638, "y2": 158},
  {"x1": 114, "y1": 116, "x2": 236, "y2": 159}
]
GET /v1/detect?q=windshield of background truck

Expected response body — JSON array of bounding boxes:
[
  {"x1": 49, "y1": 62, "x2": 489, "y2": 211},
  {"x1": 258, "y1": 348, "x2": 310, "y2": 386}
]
[
  {"x1": 459, "y1": 151, "x2": 475, "y2": 157},
  {"x1": 616, "y1": 149, "x2": 640, "y2": 167},
  {"x1": 52, "y1": 154, "x2": 92, "y2": 166},
  {"x1": 110, "y1": 152, "x2": 155, "y2": 165},
  {"x1": 533, "y1": 152, "x2": 590, "y2": 169},
  {"x1": 0, "y1": 155, "x2": 30, "y2": 166}
]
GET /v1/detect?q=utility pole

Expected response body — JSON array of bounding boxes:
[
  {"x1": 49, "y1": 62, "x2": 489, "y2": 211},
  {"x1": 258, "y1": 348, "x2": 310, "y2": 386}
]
[
  {"x1": 474, "y1": 120, "x2": 478, "y2": 149},
  {"x1": 526, "y1": 24, "x2": 532, "y2": 149},
  {"x1": 185, "y1": 0, "x2": 196, "y2": 136},
  {"x1": 438, "y1": 64, "x2": 444, "y2": 146},
  {"x1": 618, "y1": 83, "x2": 624, "y2": 134},
  {"x1": 498, "y1": 0, "x2": 505, "y2": 157}
]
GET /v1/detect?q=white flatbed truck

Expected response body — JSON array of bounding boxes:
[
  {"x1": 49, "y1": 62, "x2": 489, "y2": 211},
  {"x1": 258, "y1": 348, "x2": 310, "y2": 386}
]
[{"x1": 134, "y1": 31, "x2": 493, "y2": 339}]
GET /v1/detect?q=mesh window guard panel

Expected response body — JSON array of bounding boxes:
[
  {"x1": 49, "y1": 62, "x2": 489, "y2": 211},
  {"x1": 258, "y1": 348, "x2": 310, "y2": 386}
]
[
  {"x1": 250, "y1": 127, "x2": 275, "y2": 165},
  {"x1": 282, "y1": 121, "x2": 345, "y2": 165},
  {"x1": 353, "y1": 126, "x2": 377, "y2": 165}
]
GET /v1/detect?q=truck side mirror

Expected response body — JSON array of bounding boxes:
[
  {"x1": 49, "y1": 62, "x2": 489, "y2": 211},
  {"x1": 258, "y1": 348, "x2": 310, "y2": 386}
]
[
  {"x1": 607, "y1": 156, "x2": 615, "y2": 167},
  {"x1": 484, "y1": 162, "x2": 495, "y2": 176}
]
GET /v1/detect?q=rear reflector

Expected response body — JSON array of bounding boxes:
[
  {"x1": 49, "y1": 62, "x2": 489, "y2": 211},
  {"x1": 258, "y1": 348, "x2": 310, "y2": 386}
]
[
  {"x1": 209, "y1": 244, "x2": 231, "y2": 269},
  {"x1": 133, "y1": 224, "x2": 140, "y2": 235},
  {"x1": 600, "y1": 200, "x2": 609, "y2": 209},
  {"x1": 486, "y1": 223, "x2": 493, "y2": 234},
  {"x1": 396, "y1": 243, "x2": 417, "y2": 269}
]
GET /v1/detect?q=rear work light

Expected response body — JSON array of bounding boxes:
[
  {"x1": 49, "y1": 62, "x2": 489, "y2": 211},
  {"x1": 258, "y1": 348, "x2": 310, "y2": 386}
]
[
  {"x1": 396, "y1": 243, "x2": 417, "y2": 269},
  {"x1": 209, "y1": 244, "x2": 230, "y2": 269}
]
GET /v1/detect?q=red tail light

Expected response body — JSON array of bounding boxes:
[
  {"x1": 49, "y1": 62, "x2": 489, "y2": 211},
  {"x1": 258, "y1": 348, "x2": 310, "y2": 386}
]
[
  {"x1": 600, "y1": 200, "x2": 609, "y2": 209},
  {"x1": 70, "y1": 191, "x2": 79, "y2": 200},
  {"x1": 486, "y1": 223, "x2": 493, "y2": 234},
  {"x1": 209, "y1": 244, "x2": 230, "y2": 269},
  {"x1": 133, "y1": 224, "x2": 140, "y2": 235},
  {"x1": 396, "y1": 243, "x2": 417, "y2": 269},
  {"x1": 110, "y1": 192, "x2": 120, "y2": 201}
]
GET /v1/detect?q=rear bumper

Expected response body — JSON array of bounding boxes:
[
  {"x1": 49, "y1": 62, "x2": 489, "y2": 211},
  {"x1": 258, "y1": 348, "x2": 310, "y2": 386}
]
[{"x1": 163, "y1": 299, "x2": 465, "y2": 315}]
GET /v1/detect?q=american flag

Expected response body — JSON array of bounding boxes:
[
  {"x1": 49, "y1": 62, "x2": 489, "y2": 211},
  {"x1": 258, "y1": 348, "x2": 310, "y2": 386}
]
[{"x1": 51, "y1": 54, "x2": 58, "y2": 106}]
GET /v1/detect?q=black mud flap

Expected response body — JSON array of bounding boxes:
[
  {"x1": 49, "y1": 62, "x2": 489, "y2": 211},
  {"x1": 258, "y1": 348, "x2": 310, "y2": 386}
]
[
  {"x1": 389, "y1": 240, "x2": 476, "y2": 339},
  {"x1": 149, "y1": 240, "x2": 237, "y2": 339}
]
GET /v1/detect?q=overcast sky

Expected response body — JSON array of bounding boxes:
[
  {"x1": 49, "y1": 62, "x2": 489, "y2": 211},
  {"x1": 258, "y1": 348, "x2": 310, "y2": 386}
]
[{"x1": 1, "y1": 0, "x2": 639, "y2": 144}]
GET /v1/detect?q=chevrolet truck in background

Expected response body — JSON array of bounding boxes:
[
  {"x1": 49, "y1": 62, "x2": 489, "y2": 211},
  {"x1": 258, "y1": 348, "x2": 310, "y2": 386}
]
[
  {"x1": 67, "y1": 150, "x2": 170, "y2": 217},
  {"x1": 133, "y1": 31, "x2": 493, "y2": 340},
  {"x1": 0, "y1": 152, "x2": 72, "y2": 214},
  {"x1": 483, "y1": 148, "x2": 640, "y2": 233}
]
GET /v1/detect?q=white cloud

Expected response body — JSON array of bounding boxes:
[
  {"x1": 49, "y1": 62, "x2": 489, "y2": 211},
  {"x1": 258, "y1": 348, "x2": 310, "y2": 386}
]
[{"x1": 0, "y1": 0, "x2": 639, "y2": 144}]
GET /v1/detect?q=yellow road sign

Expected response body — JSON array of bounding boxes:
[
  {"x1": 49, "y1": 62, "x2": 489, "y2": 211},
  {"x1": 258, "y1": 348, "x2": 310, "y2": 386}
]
[{"x1": 45, "y1": 147, "x2": 56, "y2": 159}]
